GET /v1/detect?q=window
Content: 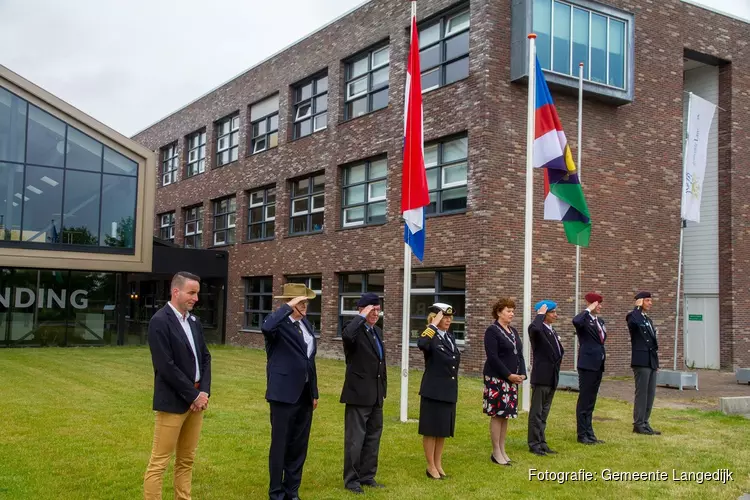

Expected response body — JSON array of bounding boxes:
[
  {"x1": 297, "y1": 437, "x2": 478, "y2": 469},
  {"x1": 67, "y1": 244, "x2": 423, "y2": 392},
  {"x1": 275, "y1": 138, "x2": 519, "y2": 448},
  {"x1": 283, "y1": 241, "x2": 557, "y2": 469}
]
[
  {"x1": 424, "y1": 135, "x2": 468, "y2": 215},
  {"x1": 410, "y1": 269, "x2": 465, "y2": 342},
  {"x1": 533, "y1": 0, "x2": 628, "y2": 89},
  {"x1": 344, "y1": 45, "x2": 390, "y2": 119},
  {"x1": 243, "y1": 276, "x2": 273, "y2": 330},
  {"x1": 293, "y1": 74, "x2": 328, "y2": 139},
  {"x1": 419, "y1": 7, "x2": 470, "y2": 92},
  {"x1": 216, "y1": 114, "x2": 239, "y2": 167},
  {"x1": 286, "y1": 276, "x2": 322, "y2": 332},
  {"x1": 341, "y1": 157, "x2": 387, "y2": 227},
  {"x1": 338, "y1": 272, "x2": 384, "y2": 336},
  {"x1": 183, "y1": 205, "x2": 203, "y2": 249},
  {"x1": 186, "y1": 130, "x2": 206, "y2": 177},
  {"x1": 161, "y1": 143, "x2": 178, "y2": 186},
  {"x1": 212, "y1": 196, "x2": 236, "y2": 246},
  {"x1": 247, "y1": 186, "x2": 276, "y2": 241},
  {"x1": 250, "y1": 95, "x2": 279, "y2": 154},
  {"x1": 159, "y1": 212, "x2": 175, "y2": 242},
  {"x1": 0, "y1": 86, "x2": 139, "y2": 251},
  {"x1": 289, "y1": 174, "x2": 324, "y2": 235}
]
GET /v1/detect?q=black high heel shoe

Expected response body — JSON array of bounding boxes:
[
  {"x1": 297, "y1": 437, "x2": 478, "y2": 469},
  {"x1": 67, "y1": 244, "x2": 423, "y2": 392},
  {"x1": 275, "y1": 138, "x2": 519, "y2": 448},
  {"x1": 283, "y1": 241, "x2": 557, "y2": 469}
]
[
  {"x1": 426, "y1": 469, "x2": 442, "y2": 480},
  {"x1": 490, "y1": 454, "x2": 512, "y2": 467}
]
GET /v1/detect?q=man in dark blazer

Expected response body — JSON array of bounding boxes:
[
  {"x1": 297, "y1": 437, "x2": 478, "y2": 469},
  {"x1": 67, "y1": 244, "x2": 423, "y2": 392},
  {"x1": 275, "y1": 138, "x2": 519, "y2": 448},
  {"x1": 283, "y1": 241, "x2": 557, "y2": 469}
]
[
  {"x1": 144, "y1": 271, "x2": 212, "y2": 500},
  {"x1": 527, "y1": 300, "x2": 564, "y2": 456},
  {"x1": 572, "y1": 292, "x2": 606, "y2": 445},
  {"x1": 340, "y1": 292, "x2": 387, "y2": 494},
  {"x1": 262, "y1": 283, "x2": 319, "y2": 500},
  {"x1": 627, "y1": 291, "x2": 661, "y2": 435}
]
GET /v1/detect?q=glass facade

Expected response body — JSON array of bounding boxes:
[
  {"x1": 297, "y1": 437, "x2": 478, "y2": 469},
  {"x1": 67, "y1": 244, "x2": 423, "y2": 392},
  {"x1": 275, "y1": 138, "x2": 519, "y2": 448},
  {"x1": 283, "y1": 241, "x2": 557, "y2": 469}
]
[{"x1": 0, "y1": 85, "x2": 139, "y2": 252}]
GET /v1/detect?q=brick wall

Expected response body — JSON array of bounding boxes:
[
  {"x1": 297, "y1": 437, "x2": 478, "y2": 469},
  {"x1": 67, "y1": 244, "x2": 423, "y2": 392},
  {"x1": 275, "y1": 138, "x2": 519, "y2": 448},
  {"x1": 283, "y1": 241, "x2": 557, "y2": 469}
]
[{"x1": 134, "y1": 0, "x2": 750, "y2": 374}]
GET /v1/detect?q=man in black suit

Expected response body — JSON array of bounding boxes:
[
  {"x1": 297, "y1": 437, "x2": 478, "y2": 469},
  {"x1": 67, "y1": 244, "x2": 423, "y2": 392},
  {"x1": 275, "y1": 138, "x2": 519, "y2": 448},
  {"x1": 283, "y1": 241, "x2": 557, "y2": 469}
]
[
  {"x1": 144, "y1": 271, "x2": 212, "y2": 500},
  {"x1": 262, "y1": 283, "x2": 319, "y2": 500},
  {"x1": 340, "y1": 292, "x2": 387, "y2": 494},
  {"x1": 527, "y1": 300, "x2": 564, "y2": 456},
  {"x1": 627, "y1": 291, "x2": 661, "y2": 435},
  {"x1": 572, "y1": 292, "x2": 606, "y2": 445}
]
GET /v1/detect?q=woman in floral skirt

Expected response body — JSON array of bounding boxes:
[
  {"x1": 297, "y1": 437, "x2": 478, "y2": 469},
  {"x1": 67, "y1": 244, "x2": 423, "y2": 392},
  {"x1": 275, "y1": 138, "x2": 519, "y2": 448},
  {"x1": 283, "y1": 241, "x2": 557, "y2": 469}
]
[{"x1": 483, "y1": 297, "x2": 526, "y2": 466}]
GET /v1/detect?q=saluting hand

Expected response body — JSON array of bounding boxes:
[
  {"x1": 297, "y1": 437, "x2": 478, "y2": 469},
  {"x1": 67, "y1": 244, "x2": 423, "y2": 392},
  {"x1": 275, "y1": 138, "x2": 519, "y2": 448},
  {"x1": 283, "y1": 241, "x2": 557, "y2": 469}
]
[
  {"x1": 288, "y1": 296, "x2": 309, "y2": 307},
  {"x1": 360, "y1": 305, "x2": 375, "y2": 317},
  {"x1": 635, "y1": 298, "x2": 644, "y2": 308},
  {"x1": 537, "y1": 304, "x2": 548, "y2": 315},
  {"x1": 430, "y1": 311, "x2": 444, "y2": 327},
  {"x1": 587, "y1": 301, "x2": 599, "y2": 312}
]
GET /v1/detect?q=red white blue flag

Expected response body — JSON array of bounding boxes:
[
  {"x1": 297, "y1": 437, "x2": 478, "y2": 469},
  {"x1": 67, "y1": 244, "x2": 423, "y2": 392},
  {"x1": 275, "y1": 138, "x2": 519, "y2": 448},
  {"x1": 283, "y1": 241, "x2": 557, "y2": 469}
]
[{"x1": 402, "y1": 10, "x2": 430, "y2": 261}]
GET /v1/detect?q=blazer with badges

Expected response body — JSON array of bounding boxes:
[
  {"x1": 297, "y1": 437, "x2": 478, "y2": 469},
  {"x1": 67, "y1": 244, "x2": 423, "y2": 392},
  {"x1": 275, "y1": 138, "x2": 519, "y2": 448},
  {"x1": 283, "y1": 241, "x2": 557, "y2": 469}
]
[
  {"x1": 340, "y1": 315, "x2": 387, "y2": 406},
  {"x1": 528, "y1": 314, "x2": 565, "y2": 387},
  {"x1": 483, "y1": 322, "x2": 527, "y2": 383},
  {"x1": 262, "y1": 303, "x2": 319, "y2": 404},
  {"x1": 572, "y1": 310, "x2": 606, "y2": 371},
  {"x1": 417, "y1": 325, "x2": 461, "y2": 403},
  {"x1": 626, "y1": 307, "x2": 659, "y2": 370},
  {"x1": 148, "y1": 305, "x2": 212, "y2": 414}
]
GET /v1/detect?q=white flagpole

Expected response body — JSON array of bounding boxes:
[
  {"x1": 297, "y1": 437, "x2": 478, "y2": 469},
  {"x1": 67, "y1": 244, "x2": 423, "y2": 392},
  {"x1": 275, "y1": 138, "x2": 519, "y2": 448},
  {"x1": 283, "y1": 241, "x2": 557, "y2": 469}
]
[
  {"x1": 574, "y1": 62, "x2": 584, "y2": 368},
  {"x1": 674, "y1": 92, "x2": 692, "y2": 371},
  {"x1": 400, "y1": 0, "x2": 417, "y2": 424},
  {"x1": 522, "y1": 33, "x2": 537, "y2": 413}
]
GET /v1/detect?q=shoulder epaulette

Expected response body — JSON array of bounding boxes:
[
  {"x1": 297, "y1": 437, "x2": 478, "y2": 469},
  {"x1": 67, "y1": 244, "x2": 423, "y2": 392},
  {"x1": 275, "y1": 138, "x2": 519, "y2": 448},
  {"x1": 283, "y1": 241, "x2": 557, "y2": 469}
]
[{"x1": 420, "y1": 326, "x2": 435, "y2": 338}]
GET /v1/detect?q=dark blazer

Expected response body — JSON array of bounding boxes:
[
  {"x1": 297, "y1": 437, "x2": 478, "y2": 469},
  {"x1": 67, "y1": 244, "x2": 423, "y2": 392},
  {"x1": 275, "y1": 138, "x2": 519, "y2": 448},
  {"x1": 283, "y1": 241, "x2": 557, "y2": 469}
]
[
  {"x1": 528, "y1": 314, "x2": 565, "y2": 387},
  {"x1": 147, "y1": 304, "x2": 212, "y2": 414},
  {"x1": 483, "y1": 322, "x2": 527, "y2": 383},
  {"x1": 417, "y1": 325, "x2": 461, "y2": 403},
  {"x1": 572, "y1": 310, "x2": 607, "y2": 371},
  {"x1": 340, "y1": 315, "x2": 387, "y2": 406},
  {"x1": 262, "y1": 303, "x2": 319, "y2": 404},
  {"x1": 627, "y1": 307, "x2": 659, "y2": 370}
]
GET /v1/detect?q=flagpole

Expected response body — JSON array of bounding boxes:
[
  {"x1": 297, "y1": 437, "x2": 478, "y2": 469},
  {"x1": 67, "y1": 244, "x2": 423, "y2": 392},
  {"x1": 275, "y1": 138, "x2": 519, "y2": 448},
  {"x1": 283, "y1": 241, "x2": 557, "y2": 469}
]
[
  {"x1": 574, "y1": 62, "x2": 584, "y2": 368},
  {"x1": 674, "y1": 92, "x2": 692, "y2": 371},
  {"x1": 400, "y1": 0, "x2": 418, "y2": 424},
  {"x1": 522, "y1": 33, "x2": 537, "y2": 413}
]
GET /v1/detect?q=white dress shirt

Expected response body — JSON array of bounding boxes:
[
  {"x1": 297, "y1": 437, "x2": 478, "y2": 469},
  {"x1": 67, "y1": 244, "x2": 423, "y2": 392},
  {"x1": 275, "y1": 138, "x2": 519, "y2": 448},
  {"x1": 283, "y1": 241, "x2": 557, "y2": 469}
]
[
  {"x1": 168, "y1": 302, "x2": 200, "y2": 383},
  {"x1": 291, "y1": 317, "x2": 314, "y2": 358}
]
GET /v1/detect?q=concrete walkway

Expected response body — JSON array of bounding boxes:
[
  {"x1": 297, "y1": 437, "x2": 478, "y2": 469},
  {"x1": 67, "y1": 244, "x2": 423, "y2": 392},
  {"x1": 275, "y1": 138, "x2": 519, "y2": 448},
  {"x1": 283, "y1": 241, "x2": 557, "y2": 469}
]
[{"x1": 594, "y1": 369, "x2": 750, "y2": 411}]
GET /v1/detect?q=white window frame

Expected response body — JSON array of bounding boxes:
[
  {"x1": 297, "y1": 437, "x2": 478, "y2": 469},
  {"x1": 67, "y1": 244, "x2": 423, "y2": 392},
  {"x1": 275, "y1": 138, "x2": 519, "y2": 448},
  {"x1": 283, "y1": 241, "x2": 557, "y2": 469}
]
[
  {"x1": 446, "y1": 10, "x2": 471, "y2": 35},
  {"x1": 216, "y1": 115, "x2": 239, "y2": 166},
  {"x1": 187, "y1": 131, "x2": 206, "y2": 176},
  {"x1": 368, "y1": 181, "x2": 387, "y2": 202},
  {"x1": 160, "y1": 212, "x2": 175, "y2": 240},
  {"x1": 441, "y1": 163, "x2": 468, "y2": 189}
]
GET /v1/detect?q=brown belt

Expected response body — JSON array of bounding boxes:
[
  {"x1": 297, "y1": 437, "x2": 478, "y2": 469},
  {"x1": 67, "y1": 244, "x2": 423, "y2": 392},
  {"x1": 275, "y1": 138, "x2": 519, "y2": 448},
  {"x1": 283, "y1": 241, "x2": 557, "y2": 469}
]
[{"x1": 194, "y1": 382, "x2": 200, "y2": 389}]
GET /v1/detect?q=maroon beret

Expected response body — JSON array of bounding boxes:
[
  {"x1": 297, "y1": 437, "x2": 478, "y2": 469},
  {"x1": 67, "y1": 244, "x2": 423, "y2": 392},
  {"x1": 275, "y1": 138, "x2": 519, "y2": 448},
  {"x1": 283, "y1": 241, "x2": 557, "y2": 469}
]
[{"x1": 585, "y1": 292, "x2": 603, "y2": 303}]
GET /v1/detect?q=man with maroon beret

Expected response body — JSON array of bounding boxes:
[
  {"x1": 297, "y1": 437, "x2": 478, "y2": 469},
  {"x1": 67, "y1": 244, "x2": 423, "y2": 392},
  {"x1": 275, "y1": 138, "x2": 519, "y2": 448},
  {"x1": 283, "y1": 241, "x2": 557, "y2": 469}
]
[{"x1": 572, "y1": 292, "x2": 607, "y2": 445}]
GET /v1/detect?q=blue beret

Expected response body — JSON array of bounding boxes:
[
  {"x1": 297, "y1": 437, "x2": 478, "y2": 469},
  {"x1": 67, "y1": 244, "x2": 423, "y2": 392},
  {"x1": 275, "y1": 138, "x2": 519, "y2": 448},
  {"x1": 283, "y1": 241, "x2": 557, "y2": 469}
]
[
  {"x1": 357, "y1": 293, "x2": 380, "y2": 307},
  {"x1": 535, "y1": 300, "x2": 557, "y2": 311}
]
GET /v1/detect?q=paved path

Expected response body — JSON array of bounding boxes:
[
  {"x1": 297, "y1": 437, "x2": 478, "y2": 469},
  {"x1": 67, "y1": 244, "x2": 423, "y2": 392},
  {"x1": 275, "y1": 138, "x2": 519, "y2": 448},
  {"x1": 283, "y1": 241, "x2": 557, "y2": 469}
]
[{"x1": 592, "y1": 370, "x2": 750, "y2": 411}]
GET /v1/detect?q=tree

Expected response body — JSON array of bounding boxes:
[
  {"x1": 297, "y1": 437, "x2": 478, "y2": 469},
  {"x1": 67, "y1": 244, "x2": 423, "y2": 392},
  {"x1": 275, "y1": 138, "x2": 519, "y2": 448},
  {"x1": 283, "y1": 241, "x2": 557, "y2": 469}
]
[{"x1": 103, "y1": 216, "x2": 135, "y2": 248}]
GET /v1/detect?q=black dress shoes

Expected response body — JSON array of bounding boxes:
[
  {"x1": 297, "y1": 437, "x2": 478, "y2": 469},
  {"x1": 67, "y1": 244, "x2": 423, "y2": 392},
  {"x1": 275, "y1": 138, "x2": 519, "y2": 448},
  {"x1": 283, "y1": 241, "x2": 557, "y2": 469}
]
[
  {"x1": 542, "y1": 447, "x2": 558, "y2": 454},
  {"x1": 362, "y1": 480, "x2": 386, "y2": 488},
  {"x1": 529, "y1": 447, "x2": 547, "y2": 456},
  {"x1": 577, "y1": 437, "x2": 596, "y2": 445},
  {"x1": 633, "y1": 426, "x2": 654, "y2": 435},
  {"x1": 646, "y1": 425, "x2": 662, "y2": 435},
  {"x1": 346, "y1": 486, "x2": 364, "y2": 494}
]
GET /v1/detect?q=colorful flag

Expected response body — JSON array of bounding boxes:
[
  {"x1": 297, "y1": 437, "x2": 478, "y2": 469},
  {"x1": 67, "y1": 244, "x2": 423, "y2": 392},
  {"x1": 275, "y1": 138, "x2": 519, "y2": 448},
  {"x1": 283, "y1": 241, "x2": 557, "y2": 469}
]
[
  {"x1": 401, "y1": 10, "x2": 430, "y2": 261},
  {"x1": 533, "y1": 58, "x2": 591, "y2": 247}
]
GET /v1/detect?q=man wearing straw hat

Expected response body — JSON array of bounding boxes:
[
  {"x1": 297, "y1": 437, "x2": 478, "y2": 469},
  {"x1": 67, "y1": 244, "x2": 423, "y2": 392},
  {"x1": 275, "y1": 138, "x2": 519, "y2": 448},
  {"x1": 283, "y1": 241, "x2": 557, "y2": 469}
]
[{"x1": 262, "y1": 282, "x2": 319, "y2": 500}]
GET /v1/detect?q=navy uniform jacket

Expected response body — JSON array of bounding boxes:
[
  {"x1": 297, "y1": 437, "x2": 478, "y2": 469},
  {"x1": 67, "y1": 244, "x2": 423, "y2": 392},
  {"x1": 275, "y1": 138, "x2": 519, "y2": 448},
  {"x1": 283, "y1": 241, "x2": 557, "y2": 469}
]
[
  {"x1": 340, "y1": 315, "x2": 387, "y2": 406},
  {"x1": 572, "y1": 310, "x2": 607, "y2": 372},
  {"x1": 626, "y1": 307, "x2": 659, "y2": 370},
  {"x1": 417, "y1": 325, "x2": 461, "y2": 403},
  {"x1": 483, "y1": 322, "x2": 527, "y2": 383},
  {"x1": 528, "y1": 314, "x2": 565, "y2": 387},
  {"x1": 261, "y1": 303, "x2": 319, "y2": 404},
  {"x1": 147, "y1": 305, "x2": 212, "y2": 414}
]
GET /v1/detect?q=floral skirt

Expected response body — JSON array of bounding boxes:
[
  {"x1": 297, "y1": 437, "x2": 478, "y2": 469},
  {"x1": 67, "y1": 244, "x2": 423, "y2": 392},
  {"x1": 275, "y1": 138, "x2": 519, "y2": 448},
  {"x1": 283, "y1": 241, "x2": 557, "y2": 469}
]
[{"x1": 482, "y1": 375, "x2": 518, "y2": 418}]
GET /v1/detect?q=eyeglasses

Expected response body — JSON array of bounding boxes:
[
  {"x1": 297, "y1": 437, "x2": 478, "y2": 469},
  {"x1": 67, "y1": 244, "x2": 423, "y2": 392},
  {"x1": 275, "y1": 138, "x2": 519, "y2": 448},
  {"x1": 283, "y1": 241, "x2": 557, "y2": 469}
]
[{"x1": 297, "y1": 301, "x2": 309, "y2": 307}]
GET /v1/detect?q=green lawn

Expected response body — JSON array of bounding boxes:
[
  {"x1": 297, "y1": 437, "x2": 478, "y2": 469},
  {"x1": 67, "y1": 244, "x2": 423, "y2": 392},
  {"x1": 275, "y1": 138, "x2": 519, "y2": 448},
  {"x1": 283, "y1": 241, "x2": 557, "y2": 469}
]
[{"x1": 1, "y1": 346, "x2": 748, "y2": 500}]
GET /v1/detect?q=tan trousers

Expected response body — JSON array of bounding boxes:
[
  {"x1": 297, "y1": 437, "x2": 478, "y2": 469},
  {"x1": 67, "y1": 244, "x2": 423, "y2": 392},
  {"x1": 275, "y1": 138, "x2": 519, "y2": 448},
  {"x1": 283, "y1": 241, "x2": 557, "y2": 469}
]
[{"x1": 144, "y1": 410, "x2": 204, "y2": 500}]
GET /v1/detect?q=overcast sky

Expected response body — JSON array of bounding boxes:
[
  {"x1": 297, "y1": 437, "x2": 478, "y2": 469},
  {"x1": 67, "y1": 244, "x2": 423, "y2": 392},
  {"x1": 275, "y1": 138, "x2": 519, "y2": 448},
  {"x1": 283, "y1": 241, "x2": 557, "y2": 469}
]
[{"x1": 0, "y1": 0, "x2": 366, "y2": 137}]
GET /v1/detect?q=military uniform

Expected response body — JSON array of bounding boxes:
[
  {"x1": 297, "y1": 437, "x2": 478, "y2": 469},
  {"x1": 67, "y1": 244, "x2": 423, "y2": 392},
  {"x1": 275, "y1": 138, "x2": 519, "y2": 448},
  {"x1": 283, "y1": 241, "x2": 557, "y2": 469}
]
[
  {"x1": 627, "y1": 291, "x2": 660, "y2": 435},
  {"x1": 417, "y1": 322, "x2": 461, "y2": 437}
]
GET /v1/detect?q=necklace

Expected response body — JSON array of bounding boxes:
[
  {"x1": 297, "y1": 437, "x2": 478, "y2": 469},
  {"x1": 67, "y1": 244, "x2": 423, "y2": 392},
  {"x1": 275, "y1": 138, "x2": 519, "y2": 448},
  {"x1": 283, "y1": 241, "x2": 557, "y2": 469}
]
[{"x1": 495, "y1": 322, "x2": 517, "y2": 355}]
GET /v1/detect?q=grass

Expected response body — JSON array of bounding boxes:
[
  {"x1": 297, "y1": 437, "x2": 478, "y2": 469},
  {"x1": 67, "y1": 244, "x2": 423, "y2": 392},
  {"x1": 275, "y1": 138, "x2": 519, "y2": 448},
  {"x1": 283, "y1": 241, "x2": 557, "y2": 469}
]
[{"x1": 1, "y1": 346, "x2": 748, "y2": 500}]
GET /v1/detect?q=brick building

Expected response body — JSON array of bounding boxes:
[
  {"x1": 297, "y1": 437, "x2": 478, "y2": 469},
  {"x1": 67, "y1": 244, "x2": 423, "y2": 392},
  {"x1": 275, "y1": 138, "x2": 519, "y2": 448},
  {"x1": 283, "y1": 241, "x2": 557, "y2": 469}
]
[{"x1": 133, "y1": 0, "x2": 750, "y2": 375}]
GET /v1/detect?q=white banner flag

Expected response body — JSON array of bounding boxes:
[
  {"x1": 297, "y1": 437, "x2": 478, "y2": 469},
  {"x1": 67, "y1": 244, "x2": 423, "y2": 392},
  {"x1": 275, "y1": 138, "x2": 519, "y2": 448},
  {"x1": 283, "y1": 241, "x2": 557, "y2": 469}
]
[{"x1": 681, "y1": 93, "x2": 717, "y2": 223}]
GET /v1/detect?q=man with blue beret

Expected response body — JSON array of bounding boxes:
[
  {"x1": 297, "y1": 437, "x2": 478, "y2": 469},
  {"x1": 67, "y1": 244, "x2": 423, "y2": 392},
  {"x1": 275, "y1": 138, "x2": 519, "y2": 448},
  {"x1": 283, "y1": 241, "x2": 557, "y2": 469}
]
[
  {"x1": 340, "y1": 292, "x2": 387, "y2": 494},
  {"x1": 527, "y1": 300, "x2": 565, "y2": 456},
  {"x1": 627, "y1": 291, "x2": 661, "y2": 435}
]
